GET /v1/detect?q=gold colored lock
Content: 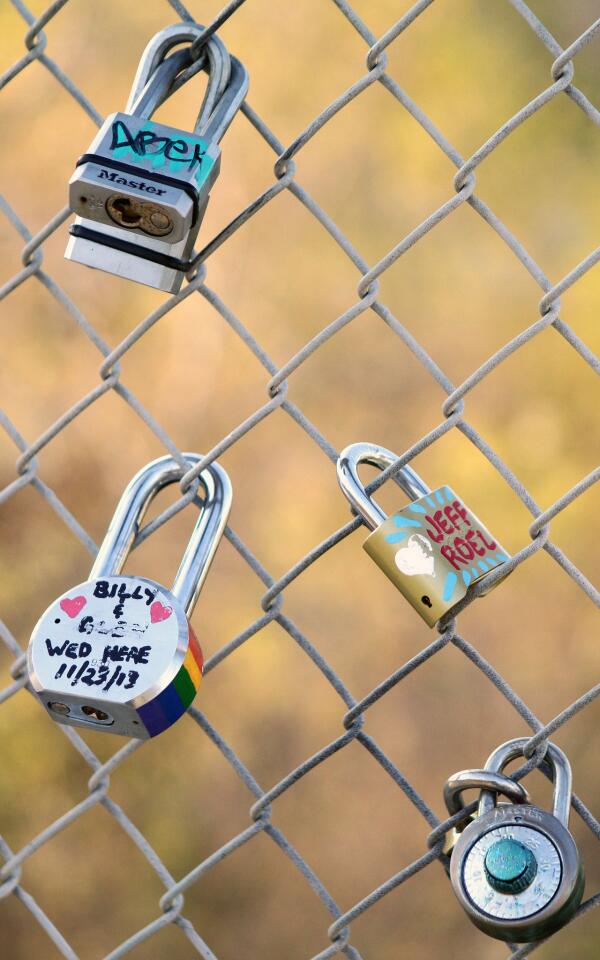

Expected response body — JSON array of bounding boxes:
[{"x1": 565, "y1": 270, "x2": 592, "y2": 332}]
[{"x1": 337, "y1": 442, "x2": 510, "y2": 627}]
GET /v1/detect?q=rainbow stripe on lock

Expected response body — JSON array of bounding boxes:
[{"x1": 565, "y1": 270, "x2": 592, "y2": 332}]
[{"x1": 136, "y1": 625, "x2": 204, "y2": 737}]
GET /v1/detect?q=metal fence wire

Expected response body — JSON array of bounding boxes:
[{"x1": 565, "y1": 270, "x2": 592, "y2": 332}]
[{"x1": 1, "y1": 0, "x2": 599, "y2": 958}]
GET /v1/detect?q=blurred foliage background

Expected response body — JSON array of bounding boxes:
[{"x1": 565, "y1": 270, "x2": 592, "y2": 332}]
[{"x1": 0, "y1": 1, "x2": 599, "y2": 958}]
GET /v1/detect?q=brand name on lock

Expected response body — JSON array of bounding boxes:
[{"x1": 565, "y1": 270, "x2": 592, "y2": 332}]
[
  {"x1": 491, "y1": 805, "x2": 543, "y2": 824},
  {"x1": 96, "y1": 169, "x2": 168, "y2": 196},
  {"x1": 364, "y1": 486, "x2": 509, "y2": 626}
]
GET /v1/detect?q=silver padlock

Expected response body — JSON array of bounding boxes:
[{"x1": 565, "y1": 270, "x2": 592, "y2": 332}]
[
  {"x1": 65, "y1": 24, "x2": 248, "y2": 292},
  {"x1": 27, "y1": 454, "x2": 231, "y2": 739},
  {"x1": 337, "y1": 442, "x2": 510, "y2": 626},
  {"x1": 444, "y1": 738, "x2": 584, "y2": 942}
]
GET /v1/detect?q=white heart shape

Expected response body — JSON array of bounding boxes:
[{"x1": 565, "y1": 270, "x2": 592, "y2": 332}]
[{"x1": 394, "y1": 535, "x2": 435, "y2": 577}]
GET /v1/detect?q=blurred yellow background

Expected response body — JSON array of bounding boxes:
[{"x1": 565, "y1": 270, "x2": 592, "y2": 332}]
[{"x1": 0, "y1": 1, "x2": 598, "y2": 958}]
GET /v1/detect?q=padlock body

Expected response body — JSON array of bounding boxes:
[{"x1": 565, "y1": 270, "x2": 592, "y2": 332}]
[
  {"x1": 364, "y1": 486, "x2": 509, "y2": 626},
  {"x1": 69, "y1": 113, "x2": 220, "y2": 240},
  {"x1": 70, "y1": 160, "x2": 195, "y2": 244},
  {"x1": 65, "y1": 112, "x2": 220, "y2": 291},
  {"x1": 450, "y1": 804, "x2": 584, "y2": 941},
  {"x1": 27, "y1": 575, "x2": 204, "y2": 739},
  {"x1": 64, "y1": 214, "x2": 204, "y2": 293}
]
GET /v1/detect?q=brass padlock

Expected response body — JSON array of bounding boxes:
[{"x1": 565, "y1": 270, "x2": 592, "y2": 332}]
[
  {"x1": 337, "y1": 442, "x2": 509, "y2": 626},
  {"x1": 27, "y1": 454, "x2": 231, "y2": 739}
]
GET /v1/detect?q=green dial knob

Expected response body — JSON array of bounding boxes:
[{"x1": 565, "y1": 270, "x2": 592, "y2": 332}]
[{"x1": 484, "y1": 838, "x2": 538, "y2": 894}]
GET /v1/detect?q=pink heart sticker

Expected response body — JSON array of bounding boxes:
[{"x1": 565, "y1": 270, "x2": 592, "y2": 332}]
[
  {"x1": 150, "y1": 600, "x2": 172, "y2": 623},
  {"x1": 60, "y1": 595, "x2": 87, "y2": 618}
]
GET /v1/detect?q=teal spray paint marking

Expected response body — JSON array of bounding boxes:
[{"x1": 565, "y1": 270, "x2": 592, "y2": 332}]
[
  {"x1": 442, "y1": 571, "x2": 458, "y2": 601},
  {"x1": 385, "y1": 514, "x2": 422, "y2": 544},
  {"x1": 110, "y1": 120, "x2": 215, "y2": 187}
]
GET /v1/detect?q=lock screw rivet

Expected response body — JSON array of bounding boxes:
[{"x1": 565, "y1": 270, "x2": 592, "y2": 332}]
[
  {"x1": 150, "y1": 211, "x2": 171, "y2": 230},
  {"x1": 48, "y1": 701, "x2": 70, "y2": 715}
]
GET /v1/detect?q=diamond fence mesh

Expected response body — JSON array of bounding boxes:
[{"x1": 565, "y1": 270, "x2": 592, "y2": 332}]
[{"x1": 0, "y1": 0, "x2": 599, "y2": 957}]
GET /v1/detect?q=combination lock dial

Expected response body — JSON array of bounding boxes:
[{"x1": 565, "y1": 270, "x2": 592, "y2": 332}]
[{"x1": 444, "y1": 738, "x2": 584, "y2": 942}]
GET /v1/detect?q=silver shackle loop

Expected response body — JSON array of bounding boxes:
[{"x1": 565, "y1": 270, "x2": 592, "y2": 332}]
[
  {"x1": 478, "y1": 737, "x2": 573, "y2": 827},
  {"x1": 125, "y1": 23, "x2": 247, "y2": 141},
  {"x1": 197, "y1": 55, "x2": 248, "y2": 144},
  {"x1": 337, "y1": 441, "x2": 431, "y2": 531},
  {"x1": 444, "y1": 770, "x2": 531, "y2": 818},
  {"x1": 127, "y1": 24, "x2": 230, "y2": 126},
  {"x1": 127, "y1": 46, "x2": 200, "y2": 121},
  {"x1": 126, "y1": 24, "x2": 227, "y2": 109},
  {"x1": 89, "y1": 454, "x2": 232, "y2": 618}
]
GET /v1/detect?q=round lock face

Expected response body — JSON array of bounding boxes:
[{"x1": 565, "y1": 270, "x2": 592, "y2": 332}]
[
  {"x1": 462, "y1": 825, "x2": 562, "y2": 921},
  {"x1": 28, "y1": 575, "x2": 188, "y2": 706}
]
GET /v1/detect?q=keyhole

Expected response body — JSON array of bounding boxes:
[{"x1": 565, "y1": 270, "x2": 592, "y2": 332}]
[
  {"x1": 421, "y1": 596, "x2": 432, "y2": 608},
  {"x1": 81, "y1": 705, "x2": 110, "y2": 721},
  {"x1": 110, "y1": 198, "x2": 142, "y2": 226}
]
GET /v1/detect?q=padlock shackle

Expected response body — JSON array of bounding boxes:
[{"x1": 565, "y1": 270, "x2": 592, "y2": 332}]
[
  {"x1": 124, "y1": 23, "x2": 247, "y2": 141},
  {"x1": 126, "y1": 23, "x2": 229, "y2": 118},
  {"x1": 129, "y1": 46, "x2": 195, "y2": 121},
  {"x1": 444, "y1": 769, "x2": 531, "y2": 818},
  {"x1": 337, "y1": 441, "x2": 430, "y2": 531},
  {"x1": 126, "y1": 24, "x2": 202, "y2": 109},
  {"x1": 197, "y1": 56, "x2": 248, "y2": 143},
  {"x1": 478, "y1": 737, "x2": 573, "y2": 827},
  {"x1": 89, "y1": 454, "x2": 232, "y2": 618}
]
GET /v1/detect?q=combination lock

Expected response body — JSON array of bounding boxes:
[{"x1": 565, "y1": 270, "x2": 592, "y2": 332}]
[{"x1": 444, "y1": 737, "x2": 584, "y2": 942}]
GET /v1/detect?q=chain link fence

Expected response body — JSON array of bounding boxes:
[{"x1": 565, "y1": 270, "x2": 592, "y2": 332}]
[{"x1": 0, "y1": 0, "x2": 599, "y2": 957}]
